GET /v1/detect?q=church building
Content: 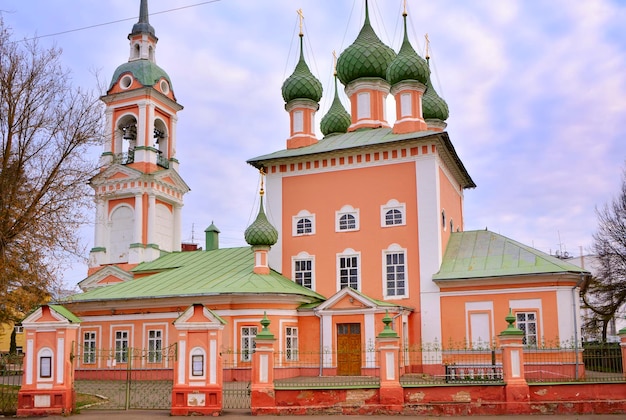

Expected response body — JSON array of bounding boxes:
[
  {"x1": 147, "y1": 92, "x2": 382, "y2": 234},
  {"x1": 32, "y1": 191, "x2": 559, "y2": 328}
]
[{"x1": 56, "y1": 0, "x2": 588, "y2": 381}]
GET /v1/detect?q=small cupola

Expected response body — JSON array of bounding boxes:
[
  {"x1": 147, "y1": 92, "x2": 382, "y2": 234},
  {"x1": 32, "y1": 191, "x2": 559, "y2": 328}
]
[
  {"x1": 336, "y1": 0, "x2": 396, "y2": 131},
  {"x1": 422, "y1": 54, "x2": 449, "y2": 132},
  {"x1": 205, "y1": 222, "x2": 220, "y2": 251},
  {"x1": 320, "y1": 56, "x2": 351, "y2": 137},
  {"x1": 387, "y1": 8, "x2": 429, "y2": 134},
  {"x1": 128, "y1": 0, "x2": 158, "y2": 63},
  {"x1": 244, "y1": 172, "x2": 278, "y2": 275},
  {"x1": 281, "y1": 11, "x2": 323, "y2": 150}
]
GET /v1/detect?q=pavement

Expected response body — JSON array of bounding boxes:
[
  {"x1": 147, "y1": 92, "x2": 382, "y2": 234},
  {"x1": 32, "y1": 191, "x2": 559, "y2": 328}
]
[{"x1": 13, "y1": 410, "x2": 626, "y2": 420}]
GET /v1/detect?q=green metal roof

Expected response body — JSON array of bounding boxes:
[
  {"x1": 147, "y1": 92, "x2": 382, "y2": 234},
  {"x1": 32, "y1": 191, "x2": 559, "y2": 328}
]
[
  {"x1": 247, "y1": 128, "x2": 476, "y2": 189},
  {"x1": 49, "y1": 305, "x2": 82, "y2": 323},
  {"x1": 65, "y1": 247, "x2": 324, "y2": 303},
  {"x1": 434, "y1": 230, "x2": 589, "y2": 281},
  {"x1": 109, "y1": 59, "x2": 172, "y2": 91}
]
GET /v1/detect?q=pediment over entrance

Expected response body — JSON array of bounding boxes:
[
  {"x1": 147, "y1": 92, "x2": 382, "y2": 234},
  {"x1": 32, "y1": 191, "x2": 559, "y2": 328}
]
[
  {"x1": 174, "y1": 304, "x2": 226, "y2": 330},
  {"x1": 315, "y1": 287, "x2": 404, "y2": 313}
]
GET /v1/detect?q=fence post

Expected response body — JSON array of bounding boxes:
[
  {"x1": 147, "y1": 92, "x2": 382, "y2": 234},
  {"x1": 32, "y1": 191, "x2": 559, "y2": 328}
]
[
  {"x1": 171, "y1": 304, "x2": 225, "y2": 416},
  {"x1": 251, "y1": 312, "x2": 277, "y2": 415},
  {"x1": 17, "y1": 305, "x2": 80, "y2": 417},
  {"x1": 618, "y1": 327, "x2": 626, "y2": 378},
  {"x1": 499, "y1": 309, "x2": 530, "y2": 415},
  {"x1": 376, "y1": 311, "x2": 403, "y2": 412}
]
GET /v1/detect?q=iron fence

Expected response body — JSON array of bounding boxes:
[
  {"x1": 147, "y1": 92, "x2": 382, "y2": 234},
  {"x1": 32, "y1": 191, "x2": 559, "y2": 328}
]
[
  {"x1": 0, "y1": 353, "x2": 23, "y2": 415},
  {"x1": 399, "y1": 340, "x2": 504, "y2": 385}
]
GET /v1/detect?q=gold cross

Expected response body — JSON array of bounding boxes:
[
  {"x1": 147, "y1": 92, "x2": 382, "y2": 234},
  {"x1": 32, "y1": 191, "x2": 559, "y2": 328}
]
[{"x1": 297, "y1": 9, "x2": 304, "y2": 35}]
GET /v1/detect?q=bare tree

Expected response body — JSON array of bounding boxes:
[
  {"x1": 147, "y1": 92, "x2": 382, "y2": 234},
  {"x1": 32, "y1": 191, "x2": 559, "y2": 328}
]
[
  {"x1": 0, "y1": 20, "x2": 103, "y2": 324},
  {"x1": 582, "y1": 167, "x2": 626, "y2": 341}
]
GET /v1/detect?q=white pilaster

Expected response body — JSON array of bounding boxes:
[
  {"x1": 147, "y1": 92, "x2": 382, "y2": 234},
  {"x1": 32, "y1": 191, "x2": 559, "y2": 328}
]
[
  {"x1": 173, "y1": 204, "x2": 182, "y2": 252},
  {"x1": 416, "y1": 156, "x2": 443, "y2": 347}
]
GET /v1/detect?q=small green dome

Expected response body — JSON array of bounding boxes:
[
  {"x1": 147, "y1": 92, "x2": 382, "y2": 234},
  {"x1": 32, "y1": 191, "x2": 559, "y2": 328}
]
[
  {"x1": 244, "y1": 199, "x2": 278, "y2": 247},
  {"x1": 281, "y1": 35, "x2": 323, "y2": 104},
  {"x1": 320, "y1": 77, "x2": 351, "y2": 136},
  {"x1": 422, "y1": 62, "x2": 449, "y2": 121},
  {"x1": 386, "y1": 14, "x2": 429, "y2": 86},
  {"x1": 109, "y1": 60, "x2": 172, "y2": 91},
  {"x1": 336, "y1": 2, "x2": 396, "y2": 86}
]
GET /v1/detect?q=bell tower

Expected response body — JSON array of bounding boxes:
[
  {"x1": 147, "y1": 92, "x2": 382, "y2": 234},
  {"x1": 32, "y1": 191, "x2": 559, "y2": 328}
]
[{"x1": 88, "y1": 0, "x2": 189, "y2": 272}]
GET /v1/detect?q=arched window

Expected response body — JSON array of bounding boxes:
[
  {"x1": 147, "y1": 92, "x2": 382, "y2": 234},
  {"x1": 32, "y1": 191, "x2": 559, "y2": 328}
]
[
  {"x1": 381, "y1": 199, "x2": 406, "y2": 227},
  {"x1": 336, "y1": 205, "x2": 359, "y2": 232},
  {"x1": 292, "y1": 210, "x2": 315, "y2": 236}
]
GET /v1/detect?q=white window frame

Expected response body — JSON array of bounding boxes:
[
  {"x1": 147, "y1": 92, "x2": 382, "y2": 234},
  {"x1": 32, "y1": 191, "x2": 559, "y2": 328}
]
[
  {"x1": 516, "y1": 311, "x2": 539, "y2": 347},
  {"x1": 285, "y1": 327, "x2": 298, "y2": 361},
  {"x1": 115, "y1": 330, "x2": 129, "y2": 363},
  {"x1": 400, "y1": 93, "x2": 412, "y2": 117},
  {"x1": 292, "y1": 252, "x2": 314, "y2": 289},
  {"x1": 337, "y1": 249, "x2": 361, "y2": 291},
  {"x1": 383, "y1": 244, "x2": 408, "y2": 298},
  {"x1": 292, "y1": 210, "x2": 315, "y2": 236},
  {"x1": 293, "y1": 110, "x2": 304, "y2": 133},
  {"x1": 336, "y1": 205, "x2": 359, "y2": 232},
  {"x1": 241, "y1": 326, "x2": 257, "y2": 362},
  {"x1": 357, "y1": 92, "x2": 371, "y2": 119},
  {"x1": 14, "y1": 325, "x2": 24, "y2": 333},
  {"x1": 381, "y1": 199, "x2": 406, "y2": 227},
  {"x1": 83, "y1": 331, "x2": 97, "y2": 364},
  {"x1": 148, "y1": 329, "x2": 163, "y2": 363}
]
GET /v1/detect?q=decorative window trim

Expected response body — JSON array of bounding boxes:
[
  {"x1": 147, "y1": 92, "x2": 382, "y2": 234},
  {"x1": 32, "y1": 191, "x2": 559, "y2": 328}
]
[
  {"x1": 381, "y1": 199, "x2": 406, "y2": 227},
  {"x1": 190, "y1": 347, "x2": 206, "y2": 378},
  {"x1": 293, "y1": 110, "x2": 304, "y2": 133},
  {"x1": 382, "y1": 244, "x2": 408, "y2": 299},
  {"x1": 400, "y1": 93, "x2": 412, "y2": 117},
  {"x1": 336, "y1": 205, "x2": 360, "y2": 232},
  {"x1": 114, "y1": 330, "x2": 129, "y2": 363},
  {"x1": 292, "y1": 210, "x2": 315, "y2": 236},
  {"x1": 285, "y1": 326, "x2": 299, "y2": 361},
  {"x1": 357, "y1": 92, "x2": 371, "y2": 119},
  {"x1": 515, "y1": 311, "x2": 539, "y2": 347},
  {"x1": 337, "y1": 248, "x2": 361, "y2": 291},
  {"x1": 292, "y1": 252, "x2": 315, "y2": 290},
  {"x1": 147, "y1": 329, "x2": 163, "y2": 363},
  {"x1": 240, "y1": 326, "x2": 258, "y2": 362},
  {"x1": 83, "y1": 331, "x2": 97, "y2": 364}
]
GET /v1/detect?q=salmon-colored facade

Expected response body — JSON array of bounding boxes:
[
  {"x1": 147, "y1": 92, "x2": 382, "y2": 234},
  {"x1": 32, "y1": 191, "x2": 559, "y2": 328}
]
[{"x1": 17, "y1": 1, "x2": 595, "y2": 415}]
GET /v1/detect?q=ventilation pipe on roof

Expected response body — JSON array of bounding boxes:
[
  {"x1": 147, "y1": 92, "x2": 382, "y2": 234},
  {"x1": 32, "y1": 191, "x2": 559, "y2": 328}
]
[{"x1": 205, "y1": 222, "x2": 220, "y2": 251}]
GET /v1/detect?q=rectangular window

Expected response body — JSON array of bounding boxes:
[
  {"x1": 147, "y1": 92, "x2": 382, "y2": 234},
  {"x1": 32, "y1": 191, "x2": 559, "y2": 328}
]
[
  {"x1": 14, "y1": 325, "x2": 23, "y2": 334},
  {"x1": 293, "y1": 110, "x2": 304, "y2": 132},
  {"x1": 400, "y1": 93, "x2": 412, "y2": 117},
  {"x1": 516, "y1": 312, "x2": 538, "y2": 346},
  {"x1": 357, "y1": 92, "x2": 371, "y2": 119},
  {"x1": 115, "y1": 330, "x2": 129, "y2": 363},
  {"x1": 285, "y1": 327, "x2": 298, "y2": 361},
  {"x1": 241, "y1": 327, "x2": 257, "y2": 362},
  {"x1": 148, "y1": 330, "x2": 162, "y2": 363},
  {"x1": 339, "y1": 255, "x2": 359, "y2": 290},
  {"x1": 385, "y1": 251, "x2": 406, "y2": 296},
  {"x1": 294, "y1": 259, "x2": 313, "y2": 289},
  {"x1": 83, "y1": 331, "x2": 96, "y2": 364}
]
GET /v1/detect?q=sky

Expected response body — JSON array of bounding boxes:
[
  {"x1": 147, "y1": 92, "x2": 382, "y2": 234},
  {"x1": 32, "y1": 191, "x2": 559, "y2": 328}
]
[{"x1": 2, "y1": 0, "x2": 626, "y2": 289}]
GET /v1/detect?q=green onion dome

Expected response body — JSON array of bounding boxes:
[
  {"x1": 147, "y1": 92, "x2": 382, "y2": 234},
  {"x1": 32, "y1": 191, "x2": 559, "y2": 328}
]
[
  {"x1": 386, "y1": 13, "x2": 429, "y2": 86},
  {"x1": 336, "y1": 1, "x2": 396, "y2": 86},
  {"x1": 320, "y1": 76, "x2": 351, "y2": 136},
  {"x1": 422, "y1": 60, "x2": 449, "y2": 121},
  {"x1": 244, "y1": 198, "x2": 278, "y2": 247},
  {"x1": 281, "y1": 34, "x2": 323, "y2": 104}
]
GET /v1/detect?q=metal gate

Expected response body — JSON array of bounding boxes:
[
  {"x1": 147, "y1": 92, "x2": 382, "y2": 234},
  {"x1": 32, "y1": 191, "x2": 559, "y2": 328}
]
[
  {"x1": 0, "y1": 353, "x2": 23, "y2": 416},
  {"x1": 74, "y1": 343, "x2": 177, "y2": 410},
  {"x1": 223, "y1": 381, "x2": 251, "y2": 409}
]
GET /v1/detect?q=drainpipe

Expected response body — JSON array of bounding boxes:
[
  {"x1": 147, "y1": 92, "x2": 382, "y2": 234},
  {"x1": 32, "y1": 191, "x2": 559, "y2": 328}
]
[
  {"x1": 573, "y1": 271, "x2": 586, "y2": 380},
  {"x1": 314, "y1": 309, "x2": 323, "y2": 376}
]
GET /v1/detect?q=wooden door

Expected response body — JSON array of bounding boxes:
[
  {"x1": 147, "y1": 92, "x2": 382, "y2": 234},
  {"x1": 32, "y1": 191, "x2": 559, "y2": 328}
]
[{"x1": 337, "y1": 323, "x2": 361, "y2": 376}]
